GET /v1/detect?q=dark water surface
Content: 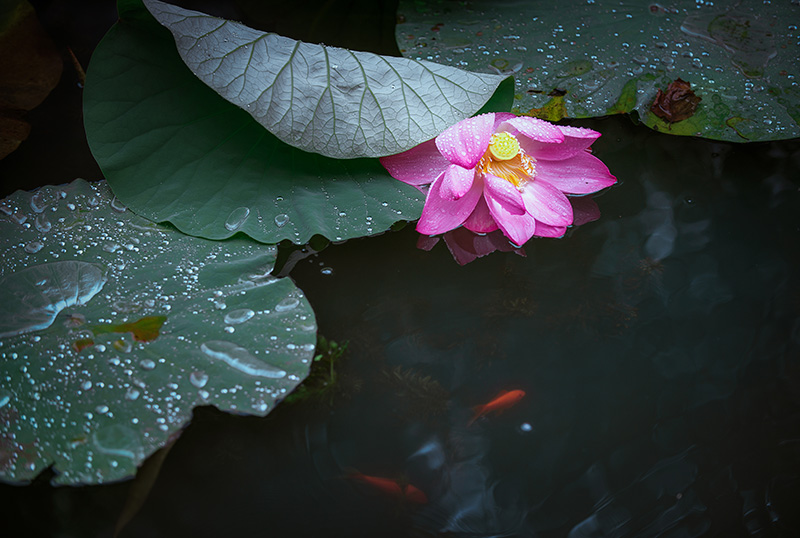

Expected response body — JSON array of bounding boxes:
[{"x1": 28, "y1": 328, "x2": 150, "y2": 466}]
[{"x1": 4, "y1": 115, "x2": 799, "y2": 537}]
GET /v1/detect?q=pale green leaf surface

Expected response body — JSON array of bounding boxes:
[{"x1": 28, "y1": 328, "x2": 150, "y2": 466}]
[
  {"x1": 0, "y1": 179, "x2": 316, "y2": 485},
  {"x1": 142, "y1": 0, "x2": 507, "y2": 159},
  {"x1": 84, "y1": 0, "x2": 425, "y2": 244},
  {"x1": 397, "y1": 0, "x2": 800, "y2": 142}
]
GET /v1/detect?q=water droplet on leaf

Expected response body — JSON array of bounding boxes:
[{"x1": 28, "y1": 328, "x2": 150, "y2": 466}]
[
  {"x1": 200, "y1": 340, "x2": 286, "y2": 378},
  {"x1": 189, "y1": 370, "x2": 209, "y2": 388},
  {"x1": 274, "y1": 297, "x2": 300, "y2": 313},
  {"x1": 224, "y1": 308, "x2": 255, "y2": 325},
  {"x1": 0, "y1": 261, "x2": 106, "y2": 338},
  {"x1": 224, "y1": 206, "x2": 251, "y2": 231},
  {"x1": 274, "y1": 214, "x2": 289, "y2": 228}
]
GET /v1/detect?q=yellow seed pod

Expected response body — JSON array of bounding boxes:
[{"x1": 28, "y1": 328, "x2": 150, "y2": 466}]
[{"x1": 488, "y1": 132, "x2": 520, "y2": 161}]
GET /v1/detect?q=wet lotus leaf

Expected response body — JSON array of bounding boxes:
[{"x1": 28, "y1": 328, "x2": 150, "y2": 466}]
[
  {"x1": 0, "y1": 179, "x2": 317, "y2": 485},
  {"x1": 84, "y1": 0, "x2": 427, "y2": 244},
  {"x1": 396, "y1": 0, "x2": 800, "y2": 142},
  {"x1": 141, "y1": 0, "x2": 507, "y2": 159}
]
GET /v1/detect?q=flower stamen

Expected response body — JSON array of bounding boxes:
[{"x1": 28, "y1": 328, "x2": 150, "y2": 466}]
[
  {"x1": 488, "y1": 132, "x2": 520, "y2": 161},
  {"x1": 479, "y1": 132, "x2": 537, "y2": 188}
]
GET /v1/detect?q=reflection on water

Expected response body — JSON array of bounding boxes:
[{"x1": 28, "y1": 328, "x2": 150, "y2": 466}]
[{"x1": 2, "y1": 116, "x2": 799, "y2": 536}]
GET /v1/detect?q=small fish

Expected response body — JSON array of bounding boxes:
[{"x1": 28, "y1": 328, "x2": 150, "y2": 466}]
[
  {"x1": 468, "y1": 389, "x2": 526, "y2": 426},
  {"x1": 348, "y1": 472, "x2": 428, "y2": 504}
]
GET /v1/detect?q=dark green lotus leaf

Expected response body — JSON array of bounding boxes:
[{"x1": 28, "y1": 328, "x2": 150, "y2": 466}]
[
  {"x1": 0, "y1": 179, "x2": 316, "y2": 485},
  {"x1": 397, "y1": 0, "x2": 800, "y2": 142},
  {"x1": 84, "y1": 0, "x2": 425, "y2": 245}
]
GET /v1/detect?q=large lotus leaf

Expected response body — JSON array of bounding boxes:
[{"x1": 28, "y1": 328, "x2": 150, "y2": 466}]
[
  {"x1": 0, "y1": 179, "x2": 316, "y2": 485},
  {"x1": 397, "y1": 0, "x2": 800, "y2": 142},
  {"x1": 84, "y1": 0, "x2": 427, "y2": 245},
  {"x1": 141, "y1": 0, "x2": 507, "y2": 159}
]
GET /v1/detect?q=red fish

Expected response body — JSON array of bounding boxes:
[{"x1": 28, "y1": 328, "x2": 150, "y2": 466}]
[
  {"x1": 468, "y1": 389, "x2": 526, "y2": 426},
  {"x1": 348, "y1": 473, "x2": 428, "y2": 504}
]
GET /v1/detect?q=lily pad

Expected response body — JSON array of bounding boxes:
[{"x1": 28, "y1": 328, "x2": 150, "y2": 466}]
[
  {"x1": 84, "y1": 0, "x2": 427, "y2": 244},
  {"x1": 396, "y1": 0, "x2": 800, "y2": 142},
  {"x1": 141, "y1": 0, "x2": 506, "y2": 159},
  {"x1": 0, "y1": 179, "x2": 316, "y2": 485}
]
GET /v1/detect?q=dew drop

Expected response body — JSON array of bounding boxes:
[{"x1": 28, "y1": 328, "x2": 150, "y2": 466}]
[
  {"x1": 274, "y1": 213, "x2": 289, "y2": 227},
  {"x1": 224, "y1": 206, "x2": 250, "y2": 231},
  {"x1": 10, "y1": 212, "x2": 27, "y2": 225},
  {"x1": 113, "y1": 339, "x2": 133, "y2": 353},
  {"x1": 30, "y1": 190, "x2": 54, "y2": 213},
  {"x1": 24, "y1": 241, "x2": 44, "y2": 254},
  {"x1": 124, "y1": 387, "x2": 141, "y2": 401},
  {"x1": 274, "y1": 297, "x2": 300, "y2": 313},
  {"x1": 189, "y1": 370, "x2": 209, "y2": 388},
  {"x1": 110, "y1": 196, "x2": 127, "y2": 212},
  {"x1": 0, "y1": 261, "x2": 106, "y2": 338},
  {"x1": 34, "y1": 213, "x2": 51, "y2": 233},
  {"x1": 224, "y1": 308, "x2": 255, "y2": 325},
  {"x1": 139, "y1": 358, "x2": 156, "y2": 371},
  {"x1": 200, "y1": 341, "x2": 286, "y2": 378},
  {"x1": 93, "y1": 424, "x2": 142, "y2": 459}
]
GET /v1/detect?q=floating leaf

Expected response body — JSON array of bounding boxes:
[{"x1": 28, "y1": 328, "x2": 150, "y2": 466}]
[
  {"x1": 0, "y1": 179, "x2": 316, "y2": 485},
  {"x1": 141, "y1": 0, "x2": 507, "y2": 159},
  {"x1": 396, "y1": 0, "x2": 800, "y2": 142},
  {"x1": 84, "y1": 0, "x2": 426, "y2": 244}
]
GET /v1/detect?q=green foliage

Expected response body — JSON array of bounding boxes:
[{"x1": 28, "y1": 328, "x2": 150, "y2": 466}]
[
  {"x1": 84, "y1": 0, "x2": 427, "y2": 245},
  {"x1": 0, "y1": 179, "x2": 316, "y2": 485},
  {"x1": 398, "y1": 0, "x2": 800, "y2": 142},
  {"x1": 143, "y1": 0, "x2": 508, "y2": 159}
]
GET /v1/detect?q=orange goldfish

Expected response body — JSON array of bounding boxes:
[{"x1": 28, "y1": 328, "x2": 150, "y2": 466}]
[
  {"x1": 348, "y1": 472, "x2": 428, "y2": 504},
  {"x1": 468, "y1": 389, "x2": 526, "y2": 426}
]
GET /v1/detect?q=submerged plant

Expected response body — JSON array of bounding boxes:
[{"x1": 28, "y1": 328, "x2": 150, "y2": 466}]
[
  {"x1": 284, "y1": 336, "x2": 352, "y2": 406},
  {"x1": 380, "y1": 113, "x2": 616, "y2": 246},
  {"x1": 381, "y1": 366, "x2": 450, "y2": 420}
]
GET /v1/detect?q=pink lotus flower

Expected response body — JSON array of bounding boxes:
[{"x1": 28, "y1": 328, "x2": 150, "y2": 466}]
[{"x1": 380, "y1": 113, "x2": 616, "y2": 246}]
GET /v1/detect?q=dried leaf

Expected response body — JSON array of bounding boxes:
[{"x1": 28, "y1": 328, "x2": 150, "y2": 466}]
[
  {"x1": 650, "y1": 78, "x2": 701, "y2": 124},
  {"x1": 0, "y1": 0, "x2": 63, "y2": 159}
]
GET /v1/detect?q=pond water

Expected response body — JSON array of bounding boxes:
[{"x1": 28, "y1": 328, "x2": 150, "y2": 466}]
[{"x1": 2, "y1": 114, "x2": 799, "y2": 536}]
